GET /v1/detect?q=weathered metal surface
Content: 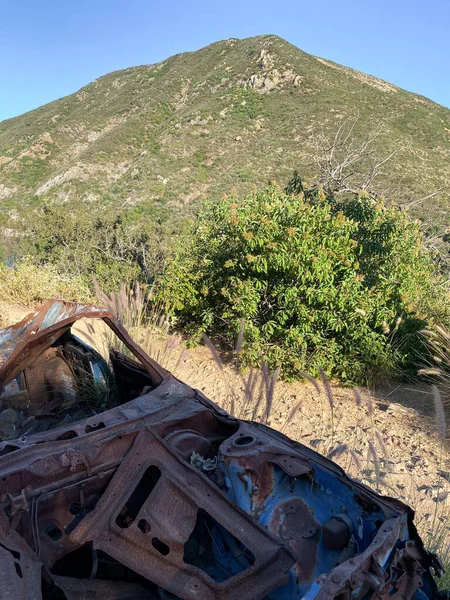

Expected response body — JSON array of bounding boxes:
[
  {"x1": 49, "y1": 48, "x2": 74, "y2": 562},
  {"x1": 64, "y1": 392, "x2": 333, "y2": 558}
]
[
  {"x1": 52, "y1": 576, "x2": 160, "y2": 599},
  {"x1": 0, "y1": 512, "x2": 43, "y2": 600},
  {"x1": 71, "y1": 428, "x2": 294, "y2": 600},
  {"x1": 0, "y1": 300, "x2": 445, "y2": 599}
]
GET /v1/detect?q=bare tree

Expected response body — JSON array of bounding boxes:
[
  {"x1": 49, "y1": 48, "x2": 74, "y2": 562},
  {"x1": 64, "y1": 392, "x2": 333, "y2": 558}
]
[
  {"x1": 304, "y1": 115, "x2": 450, "y2": 272},
  {"x1": 308, "y1": 115, "x2": 399, "y2": 198},
  {"x1": 307, "y1": 115, "x2": 446, "y2": 215}
]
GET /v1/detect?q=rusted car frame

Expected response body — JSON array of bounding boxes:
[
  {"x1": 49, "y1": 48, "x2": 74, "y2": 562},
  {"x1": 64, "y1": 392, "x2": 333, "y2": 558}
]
[{"x1": 0, "y1": 300, "x2": 446, "y2": 599}]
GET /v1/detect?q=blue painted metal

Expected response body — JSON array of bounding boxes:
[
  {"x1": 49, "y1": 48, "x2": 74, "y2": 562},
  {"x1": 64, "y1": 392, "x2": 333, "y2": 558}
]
[{"x1": 219, "y1": 456, "x2": 439, "y2": 598}]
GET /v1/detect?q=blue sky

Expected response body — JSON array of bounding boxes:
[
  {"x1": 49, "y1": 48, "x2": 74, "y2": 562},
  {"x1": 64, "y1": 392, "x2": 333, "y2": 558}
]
[{"x1": 1, "y1": 0, "x2": 449, "y2": 122}]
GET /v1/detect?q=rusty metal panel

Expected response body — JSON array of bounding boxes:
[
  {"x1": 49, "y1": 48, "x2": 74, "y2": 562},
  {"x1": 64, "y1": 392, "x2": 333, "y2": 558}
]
[
  {"x1": 71, "y1": 428, "x2": 294, "y2": 600},
  {"x1": 52, "y1": 576, "x2": 159, "y2": 599},
  {"x1": 0, "y1": 513, "x2": 43, "y2": 600}
]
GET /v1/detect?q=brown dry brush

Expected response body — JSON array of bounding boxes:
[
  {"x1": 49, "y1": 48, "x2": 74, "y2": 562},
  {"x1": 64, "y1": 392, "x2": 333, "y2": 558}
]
[
  {"x1": 92, "y1": 276, "x2": 168, "y2": 331},
  {"x1": 419, "y1": 326, "x2": 450, "y2": 439},
  {"x1": 368, "y1": 440, "x2": 381, "y2": 488},
  {"x1": 433, "y1": 385, "x2": 447, "y2": 442},
  {"x1": 353, "y1": 387, "x2": 362, "y2": 407}
]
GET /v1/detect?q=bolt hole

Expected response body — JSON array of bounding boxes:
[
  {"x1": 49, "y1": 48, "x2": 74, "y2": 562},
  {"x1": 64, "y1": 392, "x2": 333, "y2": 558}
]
[
  {"x1": 138, "y1": 519, "x2": 151, "y2": 534},
  {"x1": 44, "y1": 523, "x2": 62, "y2": 541},
  {"x1": 69, "y1": 502, "x2": 83, "y2": 515},
  {"x1": 233, "y1": 435, "x2": 255, "y2": 446},
  {"x1": 152, "y1": 537, "x2": 170, "y2": 555}
]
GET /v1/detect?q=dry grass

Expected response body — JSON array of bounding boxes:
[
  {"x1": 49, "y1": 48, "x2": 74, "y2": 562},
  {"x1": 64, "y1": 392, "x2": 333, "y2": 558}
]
[{"x1": 0, "y1": 259, "x2": 93, "y2": 306}]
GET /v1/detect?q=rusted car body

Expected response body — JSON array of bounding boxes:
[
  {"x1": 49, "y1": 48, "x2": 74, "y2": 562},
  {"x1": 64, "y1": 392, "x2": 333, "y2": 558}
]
[{"x1": 0, "y1": 300, "x2": 445, "y2": 599}]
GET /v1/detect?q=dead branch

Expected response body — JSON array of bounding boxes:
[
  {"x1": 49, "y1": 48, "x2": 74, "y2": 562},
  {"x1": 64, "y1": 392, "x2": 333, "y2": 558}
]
[{"x1": 308, "y1": 115, "x2": 400, "y2": 198}]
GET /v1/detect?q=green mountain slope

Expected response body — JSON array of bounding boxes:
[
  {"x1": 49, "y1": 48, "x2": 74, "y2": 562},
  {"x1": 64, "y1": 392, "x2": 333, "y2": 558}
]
[{"x1": 1, "y1": 34, "x2": 449, "y2": 229}]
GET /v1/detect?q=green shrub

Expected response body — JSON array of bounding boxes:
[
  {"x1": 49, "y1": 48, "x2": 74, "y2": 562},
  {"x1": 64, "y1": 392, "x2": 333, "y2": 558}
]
[
  {"x1": 14, "y1": 203, "x2": 168, "y2": 293},
  {"x1": 156, "y1": 183, "x2": 447, "y2": 384},
  {"x1": 232, "y1": 90, "x2": 264, "y2": 120}
]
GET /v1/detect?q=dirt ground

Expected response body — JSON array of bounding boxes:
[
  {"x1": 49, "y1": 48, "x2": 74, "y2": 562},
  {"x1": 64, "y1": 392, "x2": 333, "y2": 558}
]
[
  {"x1": 2, "y1": 303, "x2": 450, "y2": 561},
  {"x1": 0, "y1": 301, "x2": 30, "y2": 327}
]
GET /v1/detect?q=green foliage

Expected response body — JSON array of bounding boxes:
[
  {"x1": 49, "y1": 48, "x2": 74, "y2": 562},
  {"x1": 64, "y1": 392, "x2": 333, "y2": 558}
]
[
  {"x1": 9, "y1": 156, "x2": 51, "y2": 188},
  {"x1": 16, "y1": 203, "x2": 168, "y2": 293},
  {"x1": 231, "y1": 89, "x2": 264, "y2": 120},
  {"x1": 193, "y1": 151, "x2": 206, "y2": 166},
  {"x1": 147, "y1": 138, "x2": 161, "y2": 154},
  {"x1": 0, "y1": 237, "x2": 6, "y2": 264},
  {"x1": 237, "y1": 167, "x2": 254, "y2": 182},
  {"x1": 157, "y1": 183, "x2": 447, "y2": 384}
]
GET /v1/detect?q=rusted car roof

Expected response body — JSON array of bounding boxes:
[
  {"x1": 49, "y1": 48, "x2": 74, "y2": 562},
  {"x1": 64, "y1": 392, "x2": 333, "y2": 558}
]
[{"x1": 0, "y1": 299, "x2": 167, "y2": 387}]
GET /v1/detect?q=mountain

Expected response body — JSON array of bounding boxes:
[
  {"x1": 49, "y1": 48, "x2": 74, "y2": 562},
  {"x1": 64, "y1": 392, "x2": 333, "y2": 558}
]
[{"x1": 1, "y1": 34, "x2": 449, "y2": 230}]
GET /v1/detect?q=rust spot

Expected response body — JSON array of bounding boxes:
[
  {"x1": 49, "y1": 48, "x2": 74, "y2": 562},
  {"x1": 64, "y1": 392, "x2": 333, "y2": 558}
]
[{"x1": 270, "y1": 498, "x2": 320, "y2": 583}]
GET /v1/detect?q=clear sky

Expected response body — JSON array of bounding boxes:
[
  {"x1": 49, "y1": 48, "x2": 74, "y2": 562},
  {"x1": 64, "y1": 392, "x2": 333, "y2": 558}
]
[{"x1": 1, "y1": 0, "x2": 449, "y2": 122}]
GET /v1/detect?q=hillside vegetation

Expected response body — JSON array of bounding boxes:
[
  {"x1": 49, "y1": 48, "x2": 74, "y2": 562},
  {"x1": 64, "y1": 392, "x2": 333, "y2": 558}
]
[
  {"x1": 1, "y1": 34, "x2": 450, "y2": 386},
  {"x1": 0, "y1": 34, "x2": 449, "y2": 237}
]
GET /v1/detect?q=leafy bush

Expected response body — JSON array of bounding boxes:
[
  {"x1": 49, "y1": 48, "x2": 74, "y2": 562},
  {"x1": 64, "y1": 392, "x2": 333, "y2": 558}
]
[
  {"x1": 232, "y1": 89, "x2": 264, "y2": 120},
  {"x1": 13, "y1": 203, "x2": 169, "y2": 293},
  {"x1": 156, "y1": 182, "x2": 447, "y2": 384}
]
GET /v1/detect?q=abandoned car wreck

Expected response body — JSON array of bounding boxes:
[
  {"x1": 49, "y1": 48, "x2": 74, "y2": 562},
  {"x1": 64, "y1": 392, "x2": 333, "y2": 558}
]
[{"x1": 0, "y1": 300, "x2": 446, "y2": 599}]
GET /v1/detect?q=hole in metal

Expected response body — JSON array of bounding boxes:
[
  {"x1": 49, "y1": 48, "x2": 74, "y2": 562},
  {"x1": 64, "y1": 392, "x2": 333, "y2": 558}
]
[
  {"x1": 115, "y1": 465, "x2": 161, "y2": 529},
  {"x1": 138, "y1": 519, "x2": 151, "y2": 534},
  {"x1": 44, "y1": 523, "x2": 63, "y2": 541},
  {"x1": 55, "y1": 430, "x2": 78, "y2": 441},
  {"x1": 85, "y1": 422, "x2": 106, "y2": 433},
  {"x1": 152, "y1": 537, "x2": 170, "y2": 556},
  {"x1": 234, "y1": 435, "x2": 255, "y2": 446},
  {"x1": 14, "y1": 562, "x2": 23, "y2": 579}
]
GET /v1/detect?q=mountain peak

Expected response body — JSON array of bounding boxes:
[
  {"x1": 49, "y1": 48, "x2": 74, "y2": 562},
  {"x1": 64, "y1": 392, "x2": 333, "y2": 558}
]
[{"x1": 0, "y1": 35, "x2": 449, "y2": 231}]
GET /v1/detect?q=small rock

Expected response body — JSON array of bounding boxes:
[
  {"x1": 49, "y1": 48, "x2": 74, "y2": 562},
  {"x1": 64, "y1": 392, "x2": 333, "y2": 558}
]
[
  {"x1": 0, "y1": 409, "x2": 19, "y2": 424},
  {"x1": 0, "y1": 422, "x2": 16, "y2": 437},
  {"x1": 435, "y1": 490, "x2": 449, "y2": 503}
]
